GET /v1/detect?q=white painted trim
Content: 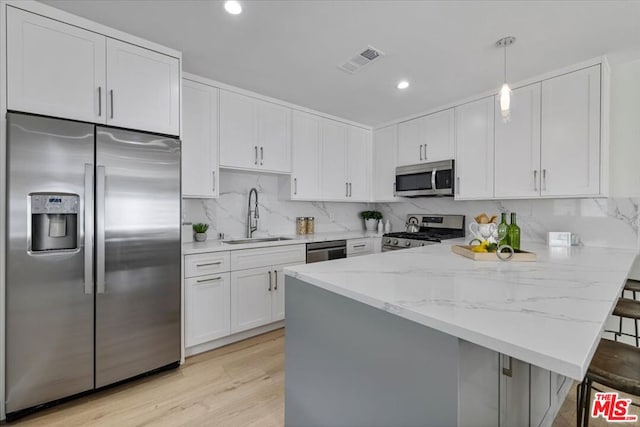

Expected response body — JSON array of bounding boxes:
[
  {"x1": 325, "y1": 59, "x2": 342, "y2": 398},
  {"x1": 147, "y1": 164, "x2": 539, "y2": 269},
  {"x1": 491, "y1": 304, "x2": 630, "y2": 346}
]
[
  {"x1": 600, "y1": 59, "x2": 611, "y2": 198},
  {"x1": 1, "y1": 0, "x2": 7, "y2": 419},
  {"x1": 185, "y1": 322, "x2": 284, "y2": 357},
  {"x1": 183, "y1": 72, "x2": 371, "y2": 131},
  {"x1": 4, "y1": 0, "x2": 181, "y2": 59},
  {"x1": 374, "y1": 56, "x2": 609, "y2": 130}
]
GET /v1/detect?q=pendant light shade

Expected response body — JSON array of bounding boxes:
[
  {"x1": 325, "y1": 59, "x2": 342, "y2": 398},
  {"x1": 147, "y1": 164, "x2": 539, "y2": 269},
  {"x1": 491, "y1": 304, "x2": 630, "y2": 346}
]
[{"x1": 496, "y1": 36, "x2": 516, "y2": 123}]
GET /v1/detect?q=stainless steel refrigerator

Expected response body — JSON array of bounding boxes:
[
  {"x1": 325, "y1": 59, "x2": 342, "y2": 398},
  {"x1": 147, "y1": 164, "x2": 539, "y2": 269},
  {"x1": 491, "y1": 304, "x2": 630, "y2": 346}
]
[{"x1": 5, "y1": 112, "x2": 181, "y2": 415}]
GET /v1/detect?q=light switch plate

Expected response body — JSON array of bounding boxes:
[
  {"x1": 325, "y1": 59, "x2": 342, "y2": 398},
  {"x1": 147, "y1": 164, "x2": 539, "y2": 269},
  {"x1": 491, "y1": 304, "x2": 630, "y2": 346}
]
[{"x1": 548, "y1": 231, "x2": 572, "y2": 247}]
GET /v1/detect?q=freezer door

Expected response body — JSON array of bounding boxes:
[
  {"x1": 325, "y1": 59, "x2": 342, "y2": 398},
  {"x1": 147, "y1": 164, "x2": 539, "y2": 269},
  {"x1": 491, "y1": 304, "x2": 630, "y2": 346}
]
[
  {"x1": 5, "y1": 113, "x2": 95, "y2": 413},
  {"x1": 95, "y1": 127, "x2": 181, "y2": 387}
]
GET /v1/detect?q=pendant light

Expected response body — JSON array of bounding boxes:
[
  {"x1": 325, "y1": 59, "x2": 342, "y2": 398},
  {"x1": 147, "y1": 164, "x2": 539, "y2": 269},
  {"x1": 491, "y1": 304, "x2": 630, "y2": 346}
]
[{"x1": 496, "y1": 36, "x2": 516, "y2": 122}]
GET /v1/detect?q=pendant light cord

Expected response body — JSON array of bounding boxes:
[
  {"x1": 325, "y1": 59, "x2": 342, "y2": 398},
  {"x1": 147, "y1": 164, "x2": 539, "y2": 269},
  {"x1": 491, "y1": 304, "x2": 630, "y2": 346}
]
[{"x1": 504, "y1": 43, "x2": 507, "y2": 83}]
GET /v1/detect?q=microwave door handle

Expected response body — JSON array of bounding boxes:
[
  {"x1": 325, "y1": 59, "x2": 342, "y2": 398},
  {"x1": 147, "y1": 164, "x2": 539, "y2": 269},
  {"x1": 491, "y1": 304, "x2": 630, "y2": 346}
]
[{"x1": 431, "y1": 168, "x2": 437, "y2": 190}]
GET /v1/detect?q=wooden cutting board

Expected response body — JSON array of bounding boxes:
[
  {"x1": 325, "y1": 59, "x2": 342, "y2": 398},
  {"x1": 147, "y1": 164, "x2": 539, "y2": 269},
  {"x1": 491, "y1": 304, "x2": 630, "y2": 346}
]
[{"x1": 451, "y1": 245, "x2": 537, "y2": 262}]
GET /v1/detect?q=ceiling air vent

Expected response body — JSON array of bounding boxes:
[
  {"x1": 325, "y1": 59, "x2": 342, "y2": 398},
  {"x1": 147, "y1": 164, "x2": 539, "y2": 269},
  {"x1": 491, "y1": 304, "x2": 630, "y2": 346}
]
[{"x1": 338, "y1": 46, "x2": 385, "y2": 74}]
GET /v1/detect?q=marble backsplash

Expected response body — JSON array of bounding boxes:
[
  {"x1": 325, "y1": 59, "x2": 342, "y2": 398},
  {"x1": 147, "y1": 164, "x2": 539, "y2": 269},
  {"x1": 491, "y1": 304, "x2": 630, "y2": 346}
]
[
  {"x1": 378, "y1": 197, "x2": 640, "y2": 249},
  {"x1": 183, "y1": 171, "x2": 640, "y2": 249},
  {"x1": 182, "y1": 170, "x2": 371, "y2": 240}
]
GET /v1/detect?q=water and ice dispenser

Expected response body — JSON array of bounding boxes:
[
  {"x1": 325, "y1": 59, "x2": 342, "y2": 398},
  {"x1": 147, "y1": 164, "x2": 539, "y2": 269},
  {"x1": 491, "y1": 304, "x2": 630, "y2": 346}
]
[{"x1": 30, "y1": 193, "x2": 79, "y2": 252}]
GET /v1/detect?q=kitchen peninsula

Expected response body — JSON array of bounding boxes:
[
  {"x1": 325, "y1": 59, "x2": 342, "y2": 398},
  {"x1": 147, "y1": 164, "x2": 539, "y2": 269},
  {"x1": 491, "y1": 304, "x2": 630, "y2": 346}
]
[{"x1": 284, "y1": 242, "x2": 638, "y2": 427}]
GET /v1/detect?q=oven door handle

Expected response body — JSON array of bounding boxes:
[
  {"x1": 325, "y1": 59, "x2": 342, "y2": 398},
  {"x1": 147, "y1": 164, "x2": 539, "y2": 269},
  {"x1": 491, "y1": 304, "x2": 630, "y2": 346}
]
[
  {"x1": 306, "y1": 247, "x2": 346, "y2": 254},
  {"x1": 431, "y1": 167, "x2": 437, "y2": 190}
]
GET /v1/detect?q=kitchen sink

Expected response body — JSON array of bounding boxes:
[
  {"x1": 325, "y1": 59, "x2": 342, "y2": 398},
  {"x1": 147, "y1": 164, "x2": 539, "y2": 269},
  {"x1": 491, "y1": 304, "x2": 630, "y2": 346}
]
[{"x1": 222, "y1": 237, "x2": 295, "y2": 245}]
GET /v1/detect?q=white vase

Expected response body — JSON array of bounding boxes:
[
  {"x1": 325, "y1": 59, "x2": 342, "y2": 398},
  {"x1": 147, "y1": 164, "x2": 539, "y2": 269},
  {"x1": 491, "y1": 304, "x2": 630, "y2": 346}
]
[
  {"x1": 364, "y1": 219, "x2": 378, "y2": 231},
  {"x1": 194, "y1": 232, "x2": 207, "y2": 242}
]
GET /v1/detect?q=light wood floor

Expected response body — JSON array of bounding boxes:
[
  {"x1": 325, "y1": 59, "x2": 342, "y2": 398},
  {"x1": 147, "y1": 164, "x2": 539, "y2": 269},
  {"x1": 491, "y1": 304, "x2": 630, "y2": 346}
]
[{"x1": 6, "y1": 328, "x2": 639, "y2": 426}]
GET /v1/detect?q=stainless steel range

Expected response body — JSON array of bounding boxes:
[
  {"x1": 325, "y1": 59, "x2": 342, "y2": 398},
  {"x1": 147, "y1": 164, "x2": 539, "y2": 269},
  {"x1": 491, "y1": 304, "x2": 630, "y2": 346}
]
[{"x1": 382, "y1": 214, "x2": 465, "y2": 251}]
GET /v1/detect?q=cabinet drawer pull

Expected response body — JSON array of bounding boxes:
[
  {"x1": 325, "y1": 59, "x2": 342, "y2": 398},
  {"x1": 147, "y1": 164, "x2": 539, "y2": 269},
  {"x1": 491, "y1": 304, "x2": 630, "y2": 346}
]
[
  {"x1": 98, "y1": 86, "x2": 102, "y2": 117},
  {"x1": 268, "y1": 270, "x2": 272, "y2": 291},
  {"x1": 196, "y1": 261, "x2": 223, "y2": 267},
  {"x1": 196, "y1": 276, "x2": 222, "y2": 284},
  {"x1": 352, "y1": 244, "x2": 367, "y2": 248},
  {"x1": 109, "y1": 89, "x2": 114, "y2": 119},
  {"x1": 274, "y1": 270, "x2": 278, "y2": 290},
  {"x1": 502, "y1": 355, "x2": 513, "y2": 377}
]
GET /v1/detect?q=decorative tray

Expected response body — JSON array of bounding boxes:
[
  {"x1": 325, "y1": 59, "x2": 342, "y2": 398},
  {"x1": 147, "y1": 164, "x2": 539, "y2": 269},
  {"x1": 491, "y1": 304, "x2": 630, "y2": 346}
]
[{"x1": 451, "y1": 245, "x2": 537, "y2": 262}]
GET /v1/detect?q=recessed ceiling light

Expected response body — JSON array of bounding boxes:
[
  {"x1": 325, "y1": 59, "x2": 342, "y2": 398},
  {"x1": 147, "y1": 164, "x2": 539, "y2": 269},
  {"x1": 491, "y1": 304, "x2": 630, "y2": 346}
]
[
  {"x1": 397, "y1": 81, "x2": 410, "y2": 90},
  {"x1": 224, "y1": 0, "x2": 242, "y2": 15}
]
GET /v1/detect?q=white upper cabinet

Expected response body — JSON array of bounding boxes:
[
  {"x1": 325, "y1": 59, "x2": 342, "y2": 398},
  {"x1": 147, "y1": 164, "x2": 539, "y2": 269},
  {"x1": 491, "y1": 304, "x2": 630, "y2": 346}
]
[
  {"x1": 397, "y1": 108, "x2": 454, "y2": 166},
  {"x1": 372, "y1": 125, "x2": 399, "y2": 202},
  {"x1": 455, "y1": 97, "x2": 495, "y2": 200},
  {"x1": 397, "y1": 118, "x2": 422, "y2": 166},
  {"x1": 219, "y1": 90, "x2": 256, "y2": 169},
  {"x1": 106, "y1": 38, "x2": 180, "y2": 136},
  {"x1": 290, "y1": 111, "x2": 322, "y2": 199},
  {"x1": 321, "y1": 119, "x2": 349, "y2": 200},
  {"x1": 219, "y1": 90, "x2": 291, "y2": 173},
  {"x1": 423, "y1": 109, "x2": 455, "y2": 162},
  {"x1": 494, "y1": 84, "x2": 542, "y2": 198},
  {"x1": 7, "y1": 7, "x2": 106, "y2": 123},
  {"x1": 257, "y1": 101, "x2": 291, "y2": 173},
  {"x1": 541, "y1": 65, "x2": 601, "y2": 197},
  {"x1": 182, "y1": 79, "x2": 219, "y2": 198},
  {"x1": 347, "y1": 127, "x2": 371, "y2": 201}
]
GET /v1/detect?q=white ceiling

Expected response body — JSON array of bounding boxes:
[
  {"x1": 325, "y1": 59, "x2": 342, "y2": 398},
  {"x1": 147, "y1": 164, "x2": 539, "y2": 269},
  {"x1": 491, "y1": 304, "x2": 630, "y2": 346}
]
[{"x1": 42, "y1": 0, "x2": 640, "y2": 126}]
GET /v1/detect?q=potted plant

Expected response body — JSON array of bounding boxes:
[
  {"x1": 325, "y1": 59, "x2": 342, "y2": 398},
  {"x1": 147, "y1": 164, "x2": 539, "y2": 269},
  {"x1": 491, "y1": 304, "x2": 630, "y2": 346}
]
[
  {"x1": 360, "y1": 211, "x2": 383, "y2": 231},
  {"x1": 193, "y1": 223, "x2": 209, "y2": 242}
]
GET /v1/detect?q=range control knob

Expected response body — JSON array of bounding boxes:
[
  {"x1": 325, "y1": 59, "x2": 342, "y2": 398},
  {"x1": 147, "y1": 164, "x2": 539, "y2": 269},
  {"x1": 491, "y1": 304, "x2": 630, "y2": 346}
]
[
  {"x1": 405, "y1": 241, "x2": 411, "y2": 247},
  {"x1": 420, "y1": 243, "x2": 426, "y2": 247},
  {"x1": 393, "y1": 239, "x2": 399, "y2": 245},
  {"x1": 385, "y1": 238, "x2": 391, "y2": 244}
]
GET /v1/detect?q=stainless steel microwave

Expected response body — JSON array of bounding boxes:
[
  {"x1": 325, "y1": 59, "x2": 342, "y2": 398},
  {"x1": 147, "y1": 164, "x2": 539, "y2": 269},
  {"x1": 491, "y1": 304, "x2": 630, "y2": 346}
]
[{"x1": 394, "y1": 160, "x2": 455, "y2": 197}]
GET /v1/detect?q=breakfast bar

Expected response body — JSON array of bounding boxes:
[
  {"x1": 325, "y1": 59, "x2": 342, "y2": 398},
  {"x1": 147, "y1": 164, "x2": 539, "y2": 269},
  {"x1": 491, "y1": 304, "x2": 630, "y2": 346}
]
[{"x1": 284, "y1": 242, "x2": 638, "y2": 427}]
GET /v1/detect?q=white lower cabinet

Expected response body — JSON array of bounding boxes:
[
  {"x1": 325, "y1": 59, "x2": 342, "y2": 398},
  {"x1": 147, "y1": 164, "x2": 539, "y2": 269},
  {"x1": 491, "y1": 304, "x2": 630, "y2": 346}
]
[
  {"x1": 230, "y1": 266, "x2": 273, "y2": 333},
  {"x1": 460, "y1": 341, "x2": 563, "y2": 427},
  {"x1": 347, "y1": 238, "x2": 374, "y2": 257},
  {"x1": 185, "y1": 273, "x2": 231, "y2": 347}
]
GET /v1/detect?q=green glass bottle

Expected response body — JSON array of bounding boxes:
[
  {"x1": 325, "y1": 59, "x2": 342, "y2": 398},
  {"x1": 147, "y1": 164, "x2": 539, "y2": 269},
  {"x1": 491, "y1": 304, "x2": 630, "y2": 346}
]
[
  {"x1": 508, "y1": 212, "x2": 521, "y2": 250},
  {"x1": 497, "y1": 212, "x2": 509, "y2": 247}
]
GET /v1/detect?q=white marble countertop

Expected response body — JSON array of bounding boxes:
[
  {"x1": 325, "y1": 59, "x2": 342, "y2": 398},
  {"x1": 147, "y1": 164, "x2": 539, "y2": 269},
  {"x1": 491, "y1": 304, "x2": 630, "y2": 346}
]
[
  {"x1": 284, "y1": 240, "x2": 638, "y2": 380},
  {"x1": 183, "y1": 230, "x2": 383, "y2": 255}
]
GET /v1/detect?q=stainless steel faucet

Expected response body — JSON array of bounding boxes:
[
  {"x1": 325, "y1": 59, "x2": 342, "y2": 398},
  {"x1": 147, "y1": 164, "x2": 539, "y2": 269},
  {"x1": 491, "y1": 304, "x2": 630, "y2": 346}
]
[{"x1": 246, "y1": 187, "x2": 259, "y2": 238}]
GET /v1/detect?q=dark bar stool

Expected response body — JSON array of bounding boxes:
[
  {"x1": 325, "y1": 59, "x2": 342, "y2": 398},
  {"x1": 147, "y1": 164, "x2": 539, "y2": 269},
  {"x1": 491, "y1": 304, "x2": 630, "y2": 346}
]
[
  {"x1": 576, "y1": 339, "x2": 640, "y2": 426},
  {"x1": 612, "y1": 297, "x2": 640, "y2": 347}
]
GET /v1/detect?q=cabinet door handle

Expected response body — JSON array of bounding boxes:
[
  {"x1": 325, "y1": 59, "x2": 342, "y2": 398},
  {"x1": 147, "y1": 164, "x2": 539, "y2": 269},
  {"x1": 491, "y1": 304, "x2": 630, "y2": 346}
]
[
  {"x1": 274, "y1": 270, "x2": 278, "y2": 290},
  {"x1": 502, "y1": 355, "x2": 513, "y2": 377},
  {"x1": 196, "y1": 261, "x2": 222, "y2": 267},
  {"x1": 196, "y1": 276, "x2": 222, "y2": 284},
  {"x1": 268, "y1": 270, "x2": 272, "y2": 291},
  {"x1": 424, "y1": 144, "x2": 428, "y2": 160},
  {"x1": 254, "y1": 146, "x2": 258, "y2": 165},
  {"x1": 349, "y1": 182, "x2": 352, "y2": 197},
  {"x1": 109, "y1": 89, "x2": 114, "y2": 119},
  {"x1": 294, "y1": 178, "x2": 297, "y2": 195},
  {"x1": 97, "y1": 87, "x2": 102, "y2": 117},
  {"x1": 346, "y1": 182, "x2": 349, "y2": 197},
  {"x1": 419, "y1": 144, "x2": 423, "y2": 161},
  {"x1": 260, "y1": 146, "x2": 264, "y2": 165},
  {"x1": 456, "y1": 177, "x2": 460, "y2": 195},
  {"x1": 542, "y1": 169, "x2": 547, "y2": 191},
  {"x1": 533, "y1": 170, "x2": 538, "y2": 192},
  {"x1": 212, "y1": 171, "x2": 216, "y2": 192},
  {"x1": 393, "y1": 181, "x2": 396, "y2": 196}
]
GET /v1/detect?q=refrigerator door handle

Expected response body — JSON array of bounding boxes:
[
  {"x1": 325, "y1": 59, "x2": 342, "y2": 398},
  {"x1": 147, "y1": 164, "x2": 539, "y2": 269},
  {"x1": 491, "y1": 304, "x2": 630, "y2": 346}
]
[
  {"x1": 84, "y1": 164, "x2": 94, "y2": 294},
  {"x1": 96, "y1": 165, "x2": 106, "y2": 294}
]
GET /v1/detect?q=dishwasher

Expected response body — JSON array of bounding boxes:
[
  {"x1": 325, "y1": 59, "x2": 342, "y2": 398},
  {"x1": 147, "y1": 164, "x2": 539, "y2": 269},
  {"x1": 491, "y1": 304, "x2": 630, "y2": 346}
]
[{"x1": 306, "y1": 240, "x2": 347, "y2": 263}]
